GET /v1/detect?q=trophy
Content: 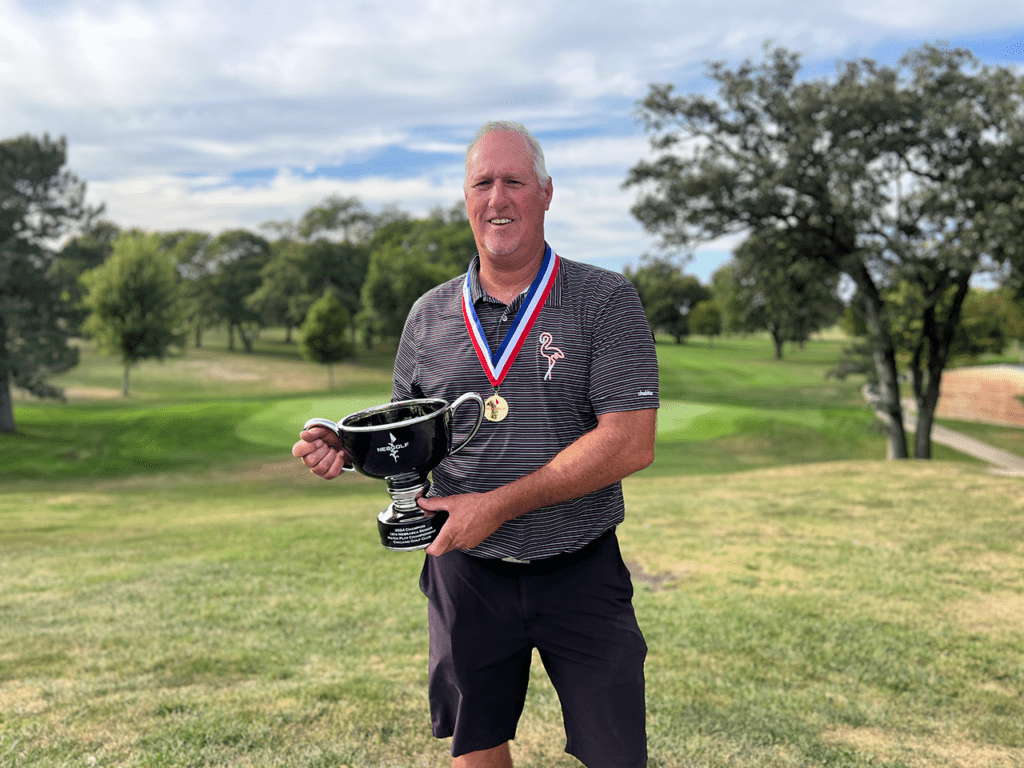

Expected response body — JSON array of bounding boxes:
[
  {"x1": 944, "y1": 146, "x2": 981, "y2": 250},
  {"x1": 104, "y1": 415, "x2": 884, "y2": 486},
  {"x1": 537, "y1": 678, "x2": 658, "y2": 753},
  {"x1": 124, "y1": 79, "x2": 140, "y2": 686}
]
[{"x1": 304, "y1": 393, "x2": 485, "y2": 551}]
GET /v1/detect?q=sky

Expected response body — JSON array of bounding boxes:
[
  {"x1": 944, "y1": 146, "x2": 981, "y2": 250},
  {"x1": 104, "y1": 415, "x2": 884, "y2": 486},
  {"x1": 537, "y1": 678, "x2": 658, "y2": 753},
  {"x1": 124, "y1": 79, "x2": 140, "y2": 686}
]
[{"x1": 2, "y1": 1, "x2": 1023, "y2": 281}]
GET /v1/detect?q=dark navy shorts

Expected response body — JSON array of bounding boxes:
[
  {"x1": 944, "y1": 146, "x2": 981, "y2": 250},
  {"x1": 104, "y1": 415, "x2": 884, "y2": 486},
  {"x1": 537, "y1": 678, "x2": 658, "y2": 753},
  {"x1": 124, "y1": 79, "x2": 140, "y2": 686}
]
[{"x1": 418, "y1": 529, "x2": 648, "y2": 767}]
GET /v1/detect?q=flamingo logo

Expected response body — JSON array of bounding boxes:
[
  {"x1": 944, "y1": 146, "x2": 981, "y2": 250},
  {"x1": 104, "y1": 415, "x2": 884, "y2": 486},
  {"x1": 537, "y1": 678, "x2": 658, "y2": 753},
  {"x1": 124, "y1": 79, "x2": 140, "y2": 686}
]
[{"x1": 538, "y1": 332, "x2": 564, "y2": 381}]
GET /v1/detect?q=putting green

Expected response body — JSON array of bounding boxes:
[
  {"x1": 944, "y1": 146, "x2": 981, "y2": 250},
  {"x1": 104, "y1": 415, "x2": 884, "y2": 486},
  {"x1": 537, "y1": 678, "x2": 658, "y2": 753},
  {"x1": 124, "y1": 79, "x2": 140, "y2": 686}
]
[
  {"x1": 656, "y1": 400, "x2": 831, "y2": 441},
  {"x1": 236, "y1": 396, "x2": 387, "y2": 448}
]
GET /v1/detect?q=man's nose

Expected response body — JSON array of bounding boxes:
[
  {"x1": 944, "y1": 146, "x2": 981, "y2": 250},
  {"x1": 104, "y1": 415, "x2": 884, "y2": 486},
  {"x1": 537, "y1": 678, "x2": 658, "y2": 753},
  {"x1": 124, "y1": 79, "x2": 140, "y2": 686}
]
[{"x1": 488, "y1": 181, "x2": 509, "y2": 207}]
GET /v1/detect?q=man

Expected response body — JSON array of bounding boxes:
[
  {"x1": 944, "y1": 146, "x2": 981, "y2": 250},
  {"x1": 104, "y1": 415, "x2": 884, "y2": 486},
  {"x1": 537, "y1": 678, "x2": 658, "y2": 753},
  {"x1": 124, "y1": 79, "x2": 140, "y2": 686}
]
[{"x1": 294, "y1": 121, "x2": 659, "y2": 767}]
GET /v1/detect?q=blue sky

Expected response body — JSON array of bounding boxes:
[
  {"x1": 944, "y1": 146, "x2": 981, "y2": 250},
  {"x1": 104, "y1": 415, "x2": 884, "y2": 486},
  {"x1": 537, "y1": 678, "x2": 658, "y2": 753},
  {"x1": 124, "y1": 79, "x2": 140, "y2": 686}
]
[{"x1": 2, "y1": 1, "x2": 1022, "y2": 281}]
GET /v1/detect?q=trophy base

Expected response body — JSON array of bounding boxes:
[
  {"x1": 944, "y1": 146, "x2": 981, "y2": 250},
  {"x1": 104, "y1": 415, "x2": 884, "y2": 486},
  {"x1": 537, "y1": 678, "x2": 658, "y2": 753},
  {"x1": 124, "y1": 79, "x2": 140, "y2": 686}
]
[{"x1": 377, "y1": 505, "x2": 448, "y2": 552}]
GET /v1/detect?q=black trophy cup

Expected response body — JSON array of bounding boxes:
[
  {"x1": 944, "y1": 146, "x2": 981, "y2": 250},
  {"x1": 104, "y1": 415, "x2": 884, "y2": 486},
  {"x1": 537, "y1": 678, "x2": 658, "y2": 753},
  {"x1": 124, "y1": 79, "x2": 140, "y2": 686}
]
[{"x1": 304, "y1": 393, "x2": 485, "y2": 551}]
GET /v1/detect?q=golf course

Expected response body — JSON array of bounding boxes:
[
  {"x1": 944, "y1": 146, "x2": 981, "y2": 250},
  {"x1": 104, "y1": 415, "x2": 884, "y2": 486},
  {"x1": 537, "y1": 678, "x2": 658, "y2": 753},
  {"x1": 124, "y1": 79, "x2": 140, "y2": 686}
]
[{"x1": 1, "y1": 331, "x2": 1022, "y2": 767}]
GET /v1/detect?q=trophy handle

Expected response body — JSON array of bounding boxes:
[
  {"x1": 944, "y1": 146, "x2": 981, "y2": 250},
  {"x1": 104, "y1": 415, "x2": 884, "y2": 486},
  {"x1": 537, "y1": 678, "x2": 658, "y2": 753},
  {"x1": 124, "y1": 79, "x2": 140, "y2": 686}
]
[
  {"x1": 302, "y1": 418, "x2": 355, "y2": 472},
  {"x1": 447, "y1": 392, "x2": 485, "y2": 457}
]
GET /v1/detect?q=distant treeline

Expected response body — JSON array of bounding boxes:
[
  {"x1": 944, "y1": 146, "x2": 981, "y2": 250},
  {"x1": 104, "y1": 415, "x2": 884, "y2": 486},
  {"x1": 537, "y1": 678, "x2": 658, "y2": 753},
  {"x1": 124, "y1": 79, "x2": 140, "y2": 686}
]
[{"x1": 55, "y1": 196, "x2": 476, "y2": 355}]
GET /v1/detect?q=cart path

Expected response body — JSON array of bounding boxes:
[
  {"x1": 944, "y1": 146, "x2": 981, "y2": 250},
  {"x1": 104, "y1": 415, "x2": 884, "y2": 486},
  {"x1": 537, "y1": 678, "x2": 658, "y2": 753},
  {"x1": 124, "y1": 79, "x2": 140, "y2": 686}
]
[
  {"x1": 864, "y1": 386, "x2": 1024, "y2": 475},
  {"x1": 906, "y1": 417, "x2": 1024, "y2": 475}
]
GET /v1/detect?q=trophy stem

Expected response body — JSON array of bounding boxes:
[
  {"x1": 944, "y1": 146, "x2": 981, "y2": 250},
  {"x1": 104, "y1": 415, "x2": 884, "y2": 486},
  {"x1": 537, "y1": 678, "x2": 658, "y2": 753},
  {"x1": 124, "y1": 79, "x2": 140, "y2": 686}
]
[
  {"x1": 378, "y1": 474, "x2": 445, "y2": 552},
  {"x1": 385, "y1": 473, "x2": 430, "y2": 518}
]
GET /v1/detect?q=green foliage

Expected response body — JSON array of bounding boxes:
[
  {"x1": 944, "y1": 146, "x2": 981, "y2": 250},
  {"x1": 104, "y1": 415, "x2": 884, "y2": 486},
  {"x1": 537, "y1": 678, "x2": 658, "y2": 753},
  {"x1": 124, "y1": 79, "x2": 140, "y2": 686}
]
[
  {"x1": 358, "y1": 215, "x2": 474, "y2": 343},
  {"x1": 245, "y1": 239, "x2": 315, "y2": 342},
  {"x1": 81, "y1": 232, "x2": 185, "y2": 396},
  {"x1": 162, "y1": 229, "x2": 216, "y2": 346},
  {"x1": 952, "y1": 287, "x2": 1024, "y2": 360},
  {"x1": 51, "y1": 219, "x2": 121, "y2": 332},
  {"x1": 0, "y1": 132, "x2": 98, "y2": 432},
  {"x1": 299, "y1": 291, "x2": 354, "y2": 387},
  {"x1": 303, "y1": 237, "x2": 369, "y2": 321},
  {"x1": 689, "y1": 299, "x2": 722, "y2": 341},
  {"x1": 725, "y1": 227, "x2": 844, "y2": 359},
  {"x1": 836, "y1": 284, "x2": 1024, "y2": 380},
  {"x1": 206, "y1": 230, "x2": 271, "y2": 352},
  {"x1": 624, "y1": 255, "x2": 709, "y2": 343},
  {"x1": 297, "y1": 193, "x2": 376, "y2": 243}
]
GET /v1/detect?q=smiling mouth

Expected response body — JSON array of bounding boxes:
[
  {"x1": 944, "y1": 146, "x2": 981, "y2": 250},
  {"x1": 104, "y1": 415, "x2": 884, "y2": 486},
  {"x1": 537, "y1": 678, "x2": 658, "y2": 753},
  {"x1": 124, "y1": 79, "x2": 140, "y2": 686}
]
[{"x1": 489, "y1": 218, "x2": 513, "y2": 225}]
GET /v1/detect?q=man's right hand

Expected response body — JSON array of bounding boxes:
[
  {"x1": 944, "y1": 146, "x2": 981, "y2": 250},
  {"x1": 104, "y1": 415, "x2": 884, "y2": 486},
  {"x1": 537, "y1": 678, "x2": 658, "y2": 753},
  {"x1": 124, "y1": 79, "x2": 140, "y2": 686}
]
[{"x1": 292, "y1": 426, "x2": 350, "y2": 479}]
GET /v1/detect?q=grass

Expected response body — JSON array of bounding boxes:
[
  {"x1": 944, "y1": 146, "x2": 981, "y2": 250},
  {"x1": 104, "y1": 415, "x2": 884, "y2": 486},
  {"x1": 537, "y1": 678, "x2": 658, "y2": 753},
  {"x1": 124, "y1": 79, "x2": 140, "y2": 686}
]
[
  {"x1": 1, "y1": 461, "x2": 1022, "y2": 767},
  {"x1": 1, "y1": 330, "x2": 1022, "y2": 766}
]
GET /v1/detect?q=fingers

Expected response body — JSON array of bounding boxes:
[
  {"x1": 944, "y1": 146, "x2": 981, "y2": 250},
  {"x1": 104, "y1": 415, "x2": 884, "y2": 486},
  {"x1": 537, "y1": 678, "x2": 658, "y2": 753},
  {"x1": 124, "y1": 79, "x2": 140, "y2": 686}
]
[
  {"x1": 420, "y1": 497, "x2": 452, "y2": 556},
  {"x1": 300, "y1": 426, "x2": 342, "y2": 450},
  {"x1": 425, "y1": 527, "x2": 454, "y2": 557},
  {"x1": 417, "y1": 495, "x2": 445, "y2": 511},
  {"x1": 292, "y1": 431, "x2": 349, "y2": 479}
]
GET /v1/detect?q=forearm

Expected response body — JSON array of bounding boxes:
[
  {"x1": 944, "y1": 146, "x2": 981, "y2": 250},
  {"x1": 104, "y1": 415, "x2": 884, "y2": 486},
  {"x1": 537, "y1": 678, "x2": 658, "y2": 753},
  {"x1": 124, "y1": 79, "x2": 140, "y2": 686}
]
[
  {"x1": 488, "y1": 408, "x2": 657, "y2": 521},
  {"x1": 421, "y1": 408, "x2": 657, "y2": 555}
]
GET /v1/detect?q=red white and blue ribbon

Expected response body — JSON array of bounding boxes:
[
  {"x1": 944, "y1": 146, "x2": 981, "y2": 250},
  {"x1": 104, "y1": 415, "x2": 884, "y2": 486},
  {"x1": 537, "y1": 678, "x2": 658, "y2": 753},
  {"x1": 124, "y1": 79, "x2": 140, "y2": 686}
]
[{"x1": 462, "y1": 245, "x2": 560, "y2": 388}]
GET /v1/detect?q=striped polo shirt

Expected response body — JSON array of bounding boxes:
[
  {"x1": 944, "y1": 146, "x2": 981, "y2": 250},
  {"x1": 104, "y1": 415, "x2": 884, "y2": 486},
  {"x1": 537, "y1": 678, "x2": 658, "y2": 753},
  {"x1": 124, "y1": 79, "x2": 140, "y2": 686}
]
[{"x1": 393, "y1": 246, "x2": 660, "y2": 561}]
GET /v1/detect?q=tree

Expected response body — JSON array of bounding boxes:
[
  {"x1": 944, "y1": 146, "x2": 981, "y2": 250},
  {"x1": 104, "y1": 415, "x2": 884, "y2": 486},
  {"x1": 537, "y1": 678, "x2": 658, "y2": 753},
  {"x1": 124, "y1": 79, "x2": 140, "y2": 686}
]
[
  {"x1": 299, "y1": 290, "x2": 354, "y2": 388},
  {"x1": 625, "y1": 43, "x2": 1024, "y2": 459},
  {"x1": 1, "y1": 133, "x2": 99, "y2": 433},
  {"x1": 51, "y1": 220, "x2": 121, "y2": 333},
  {"x1": 162, "y1": 231, "x2": 215, "y2": 348},
  {"x1": 298, "y1": 194, "x2": 376, "y2": 244},
  {"x1": 245, "y1": 238, "x2": 314, "y2": 344},
  {"x1": 205, "y1": 230, "x2": 270, "y2": 352},
  {"x1": 949, "y1": 288, "x2": 1011, "y2": 361},
  {"x1": 81, "y1": 232, "x2": 184, "y2": 396},
  {"x1": 689, "y1": 300, "x2": 723, "y2": 345},
  {"x1": 727, "y1": 227, "x2": 844, "y2": 359},
  {"x1": 251, "y1": 195, "x2": 380, "y2": 348},
  {"x1": 358, "y1": 213, "x2": 474, "y2": 345},
  {"x1": 624, "y1": 255, "x2": 709, "y2": 343},
  {"x1": 304, "y1": 238, "x2": 369, "y2": 338}
]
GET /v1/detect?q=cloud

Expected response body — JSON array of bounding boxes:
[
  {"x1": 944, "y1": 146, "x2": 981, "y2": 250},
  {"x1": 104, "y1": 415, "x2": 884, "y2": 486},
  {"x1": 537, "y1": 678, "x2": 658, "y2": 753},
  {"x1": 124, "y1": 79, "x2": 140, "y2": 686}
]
[{"x1": 4, "y1": 0, "x2": 1023, "y2": 277}]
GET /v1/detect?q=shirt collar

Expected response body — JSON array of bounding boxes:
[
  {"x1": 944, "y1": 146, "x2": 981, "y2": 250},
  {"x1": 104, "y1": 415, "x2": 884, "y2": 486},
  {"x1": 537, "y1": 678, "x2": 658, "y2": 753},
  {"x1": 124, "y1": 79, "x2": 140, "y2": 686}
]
[{"x1": 467, "y1": 244, "x2": 564, "y2": 308}]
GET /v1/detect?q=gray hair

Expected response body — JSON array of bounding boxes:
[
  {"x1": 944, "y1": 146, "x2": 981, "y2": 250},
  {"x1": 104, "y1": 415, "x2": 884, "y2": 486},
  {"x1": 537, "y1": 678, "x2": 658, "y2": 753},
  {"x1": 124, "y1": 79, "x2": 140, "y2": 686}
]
[{"x1": 465, "y1": 121, "x2": 549, "y2": 187}]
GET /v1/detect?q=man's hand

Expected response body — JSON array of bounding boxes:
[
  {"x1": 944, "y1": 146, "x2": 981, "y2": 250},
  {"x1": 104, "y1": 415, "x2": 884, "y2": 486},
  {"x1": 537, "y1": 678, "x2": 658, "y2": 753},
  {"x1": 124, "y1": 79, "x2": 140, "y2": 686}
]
[
  {"x1": 419, "y1": 493, "x2": 508, "y2": 556},
  {"x1": 292, "y1": 426, "x2": 350, "y2": 479}
]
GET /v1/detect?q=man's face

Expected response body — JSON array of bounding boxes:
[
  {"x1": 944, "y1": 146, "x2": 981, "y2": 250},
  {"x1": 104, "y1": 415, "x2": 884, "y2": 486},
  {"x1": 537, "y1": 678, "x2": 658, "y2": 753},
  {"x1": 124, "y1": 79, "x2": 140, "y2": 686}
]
[{"x1": 464, "y1": 131, "x2": 553, "y2": 262}]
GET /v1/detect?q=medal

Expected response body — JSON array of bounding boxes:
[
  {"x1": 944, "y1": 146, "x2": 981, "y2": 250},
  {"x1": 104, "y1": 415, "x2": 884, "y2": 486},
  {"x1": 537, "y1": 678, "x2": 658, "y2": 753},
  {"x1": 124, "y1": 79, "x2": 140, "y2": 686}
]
[
  {"x1": 484, "y1": 392, "x2": 509, "y2": 422},
  {"x1": 463, "y1": 245, "x2": 560, "y2": 423}
]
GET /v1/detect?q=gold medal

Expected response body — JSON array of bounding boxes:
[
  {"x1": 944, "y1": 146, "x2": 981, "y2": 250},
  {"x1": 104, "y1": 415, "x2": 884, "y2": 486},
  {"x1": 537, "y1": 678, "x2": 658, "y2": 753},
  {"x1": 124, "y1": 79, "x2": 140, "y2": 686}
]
[{"x1": 484, "y1": 392, "x2": 509, "y2": 422}]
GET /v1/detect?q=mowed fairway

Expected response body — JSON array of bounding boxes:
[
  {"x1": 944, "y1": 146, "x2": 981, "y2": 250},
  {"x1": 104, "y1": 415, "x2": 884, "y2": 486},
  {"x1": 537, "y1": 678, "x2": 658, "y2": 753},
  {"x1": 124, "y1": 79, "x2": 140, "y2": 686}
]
[{"x1": 1, "y1": 333, "x2": 1022, "y2": 767}]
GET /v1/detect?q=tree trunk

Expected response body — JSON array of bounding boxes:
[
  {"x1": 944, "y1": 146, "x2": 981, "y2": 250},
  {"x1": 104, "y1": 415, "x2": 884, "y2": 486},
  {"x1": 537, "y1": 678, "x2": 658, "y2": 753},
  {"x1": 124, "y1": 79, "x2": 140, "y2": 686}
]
[
  {"x1": 194, "y1": 324, "x2": 203, "y2": 348},
  {"x1": 122, "y1": 364, "x2": 131, "y2": 397},
  {"x1": 228, "y1": 324, "x2": 236, "y2": 352},
  {"x1": 239, "y1": 327, "x2": 254, "y2": 353},
  {"x1": 771, "y1": 329, "x2": 784, "y2": 360},
  {"x1": 0, "y1": 373, "x2": 15, "y2": 434},
  {"x1": 854, "y1": 267, "x2": 908, "y2": 459},
  {"x1": 0, "y1": 319, "x2": 16, "y2": 433},
  {"x1": 911, "y1": 276, "x2": 969, "y2": 459}
]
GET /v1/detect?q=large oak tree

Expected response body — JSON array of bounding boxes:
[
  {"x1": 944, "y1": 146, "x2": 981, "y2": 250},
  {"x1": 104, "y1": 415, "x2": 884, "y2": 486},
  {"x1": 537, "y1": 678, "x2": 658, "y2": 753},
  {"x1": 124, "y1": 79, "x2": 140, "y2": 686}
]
[{"x1": 626, "y1": 44, "x2": 1024, "y2": 458}]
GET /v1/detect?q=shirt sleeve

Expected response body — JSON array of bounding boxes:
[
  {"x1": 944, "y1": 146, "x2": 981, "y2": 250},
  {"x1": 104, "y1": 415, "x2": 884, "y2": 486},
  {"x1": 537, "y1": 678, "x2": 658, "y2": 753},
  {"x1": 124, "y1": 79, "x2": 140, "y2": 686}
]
[{"x1": 588, "y1": 280, "x2": 660, "y2": 415}]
